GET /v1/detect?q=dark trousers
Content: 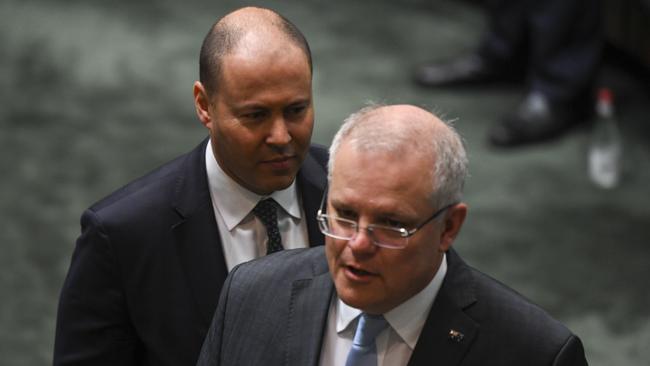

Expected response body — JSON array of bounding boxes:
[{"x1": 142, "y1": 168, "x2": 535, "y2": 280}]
[{"x1": 478, "y1": 0, "x2": 602, "y2": 104}]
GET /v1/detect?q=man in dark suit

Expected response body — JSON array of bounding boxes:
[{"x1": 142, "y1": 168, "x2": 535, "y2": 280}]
[
  {"x1": 414, "y1": 0, "x2": 601, "y2": 148},
  {"x1": 53, "y1": 7, "x2": 327, "y2": 366},
  {"x1": 197, "y1": 104, "x2": 588, "y2": 365}
]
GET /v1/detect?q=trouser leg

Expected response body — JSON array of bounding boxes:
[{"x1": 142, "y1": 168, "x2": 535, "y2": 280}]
[{"x1": 527, "y1": 0, "x2": 602, "y2": 104}]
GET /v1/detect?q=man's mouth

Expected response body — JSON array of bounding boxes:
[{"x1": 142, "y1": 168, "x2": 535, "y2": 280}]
[
  {"x1": 348, "y1": 266, "x2": 372, "y2": 276},
  {"x1": 344, "y1": 264, "x2": 377, "y2": 281},
  {"x1": 262, "y1": 156, "x2": 295, "y2": 170},
  {"x1": 265, "y1": 155, "x2": 294, "y2": 163}
]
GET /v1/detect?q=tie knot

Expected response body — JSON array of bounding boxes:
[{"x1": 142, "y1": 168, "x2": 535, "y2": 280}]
[
  {"x1": 353, "y1": 313, "x2": 388, "y2": 347},
  {"x1": 253, "y1": 198, "x2": 279, "y2": 226}
]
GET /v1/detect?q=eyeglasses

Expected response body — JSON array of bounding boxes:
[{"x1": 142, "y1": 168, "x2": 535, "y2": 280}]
[{"x1": 317, "y1": 195, "x2": 455, "y2": 249}]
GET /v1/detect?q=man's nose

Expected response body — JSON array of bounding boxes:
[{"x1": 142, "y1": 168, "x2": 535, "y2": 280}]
[
  {"x1": 347, "y1": 226, "x2": 376, "y2": 254},
  {"x1": 266, "y1": 116, "x2": 291, "y2": 146}
]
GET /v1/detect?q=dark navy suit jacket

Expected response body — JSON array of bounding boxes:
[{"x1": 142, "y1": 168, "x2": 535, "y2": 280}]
[{"x1": 53, "y1": 138, "x2": 329, "y2": 366}]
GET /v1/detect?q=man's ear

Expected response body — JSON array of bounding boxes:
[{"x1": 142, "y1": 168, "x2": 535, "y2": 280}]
[
  {"x1": 193, "y1": 81, "x2": 212, "y2": 129},
  {"x1": 439, "y1": 203, "x2": 467, "y2": 252}
]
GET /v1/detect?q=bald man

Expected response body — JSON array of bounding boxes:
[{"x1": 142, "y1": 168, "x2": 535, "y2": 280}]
[
  {"x1": 54, "y1": 7, "x2": 327, "y2": 366},
  {"x1": 197, "y1": 104, "x2": 587, "y2": 366}
]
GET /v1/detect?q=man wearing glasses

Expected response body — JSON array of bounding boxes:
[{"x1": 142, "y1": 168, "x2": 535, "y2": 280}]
[{"x1": 197, "y1": 104, "x2": 588, "y2": 366}]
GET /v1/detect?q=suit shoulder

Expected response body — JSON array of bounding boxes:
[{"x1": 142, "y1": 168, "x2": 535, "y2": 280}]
[
  {"x1": 90, "y1": 153, "x2": 187, "y2": 213},
  {"x1": 462, "y1": 268, "x2": 588, "y2": 364},
  {"x1": 297, "y1": 145, "x2": 328, "y2": 199},
  {"x1": 230, "y1": 247, "x2": 327, "y2": 288},
  {"x1": 308, "y1": 144, "x2": 329, "y2": 168},
  {"x1": 88, "y1": 138, "x2": 209, "y2": 221},
  {"x1": 78, "y1": 140, "x2": 209, "y2": 245},
  {"x1": 465, "y1": 266, "x2": 578, "y2": 354}
]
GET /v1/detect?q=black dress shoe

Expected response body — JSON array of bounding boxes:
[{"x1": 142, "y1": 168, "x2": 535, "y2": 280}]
[
  {"x1": 488, "y1": 92, "x2": 589, "y2": 148},
  {"x1": 414, "y1": 54, "x2": 506, "y2": 87}
]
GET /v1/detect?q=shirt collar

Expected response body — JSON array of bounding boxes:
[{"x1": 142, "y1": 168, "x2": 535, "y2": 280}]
[
  {"x1": 336, "y1": 253, "x2": 448, "y2": 349},
  {"x1": 205, "y1": 140, "x2": 302, "y2": 231}
]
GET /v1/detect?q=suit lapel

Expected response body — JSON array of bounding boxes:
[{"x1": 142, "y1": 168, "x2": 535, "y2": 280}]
[
  {"x1": 286, "y1": 264, "x2": 333, "y2": 366},
  {"x1": 171, "y1": 139, "x2": 228, "y2": 326},
  {"x1": 297, "y1": 150, "x2": 327, "y2": 247},
  {"x1": 408, "y1": 249, "x2": 479, "y2": 366},
  {"x1": 172, "y1": 141, "x2": 327, "y2": 330}
]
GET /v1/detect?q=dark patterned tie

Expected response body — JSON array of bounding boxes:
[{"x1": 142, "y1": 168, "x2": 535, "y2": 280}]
[{"x1": 253, "y1": 198, "x2": 284, "y2": 254}]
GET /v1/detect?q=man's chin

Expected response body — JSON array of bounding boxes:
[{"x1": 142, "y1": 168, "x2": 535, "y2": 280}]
[
  {"x1": 339, "y1": 296, "x2": 384, "y2": 315},
  {"x1": 335, "y1": 282, "x2": 382, "y2": 314},
  {"x1": 253, "y1": 176, "x2": 296, "y2": 195}
]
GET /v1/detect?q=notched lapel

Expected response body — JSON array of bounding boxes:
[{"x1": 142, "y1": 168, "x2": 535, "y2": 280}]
[
  {"x1": 408, "y1": 291, "x2": 478, "y2": 366},
  {"x1": 171, "y1": 139, "x2": 228, "y2": 326},
  {"x1": 408, "y1": 249, "x2": 479, "y2": 366},
  {"x1": 286, "y1": 272, "x2": 333, "y2": 366},
  {"x1": 173, "y1": 205, "x2": 227, "y2": 326},
  {"x1": 297, "y1": 151, "x2": 327, "y2": 247}
]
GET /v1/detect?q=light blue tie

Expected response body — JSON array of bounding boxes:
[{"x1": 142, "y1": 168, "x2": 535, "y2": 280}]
[{"x1": 345, "y1": 313, "x2": 388, "y2": 366}]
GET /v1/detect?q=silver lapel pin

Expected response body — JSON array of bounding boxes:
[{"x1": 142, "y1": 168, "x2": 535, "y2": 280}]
[{"x1": 448, "y1": 329, "x2": 464, "y2": 342}]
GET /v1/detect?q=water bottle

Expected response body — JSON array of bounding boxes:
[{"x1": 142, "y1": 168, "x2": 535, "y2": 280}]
[{"x1": 588, "y1": 88, "x2": 622, "y2": 189}]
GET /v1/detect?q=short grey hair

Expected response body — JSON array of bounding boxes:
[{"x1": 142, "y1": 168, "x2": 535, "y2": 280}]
[{"x1": 328, "y1": 104, "x2": 469, "y2": 209}]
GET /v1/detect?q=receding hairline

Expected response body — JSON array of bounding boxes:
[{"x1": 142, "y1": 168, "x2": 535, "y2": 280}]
[
  {"x1": 343, "y1": 104, "x2": 447, "y2": 152},
  {"x1": 199, "y1": 7, "x2": 313, "y2": 96},
  {"x1": 218, "y1": 6, "x2": 283, "y2": 28},
  {"x1": 328, "y1": 103, "x2": 469, "y2": 208}
]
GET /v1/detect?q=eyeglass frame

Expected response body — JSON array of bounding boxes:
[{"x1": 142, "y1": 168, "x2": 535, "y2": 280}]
[{"x1": 316, "y1": 193, "x2": 457, "y2": 249}]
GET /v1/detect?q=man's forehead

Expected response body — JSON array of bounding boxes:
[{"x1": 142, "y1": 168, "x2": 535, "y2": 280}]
[
  {"x1": 330, "y1": 145, "x2": 434, "y2": 203},
  {"x1": 217, "y1": 48, "x2": 312, "y2": 100},
  {"x1": 224, "y1": 27, "x2": 308, "y2": 63},
  {"x1": 334, "y1": 138, "x2": 432, "y2": 168}
]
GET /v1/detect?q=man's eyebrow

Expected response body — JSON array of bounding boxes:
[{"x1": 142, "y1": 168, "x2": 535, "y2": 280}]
[
  {"x1": 230, "y1": 102, "x2": 268, "y2": 110},
  {"x1": 329, "y1": 199, "x2": 350, "y2": 210},
  {"x1": 329, "y1": 199, "x2": 415, "y2": 221},
  {"x1": 288, "y1": 97, "x2": 311, "y2": 105}
]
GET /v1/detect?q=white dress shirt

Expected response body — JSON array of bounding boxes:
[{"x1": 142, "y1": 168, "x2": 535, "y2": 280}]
[
  {"x1": 205, "y1": 140, "x2": 309, "y2": 271},
  {"x1": 319, "y1": 254, "x2": 448, "y2": 366}
]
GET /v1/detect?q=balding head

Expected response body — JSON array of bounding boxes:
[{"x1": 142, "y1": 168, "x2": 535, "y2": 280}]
[
  {"x1": 199, "y1": 7, "x2": 313, "y2": 96},
  {"x1": 329, "y1": 104, "x2": 468, "y2": 208}
]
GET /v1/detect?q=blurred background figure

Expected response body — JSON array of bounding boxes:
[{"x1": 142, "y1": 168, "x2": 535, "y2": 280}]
[{"x1": 414, "y1": 0, "x2": 602, "y2": 148}]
